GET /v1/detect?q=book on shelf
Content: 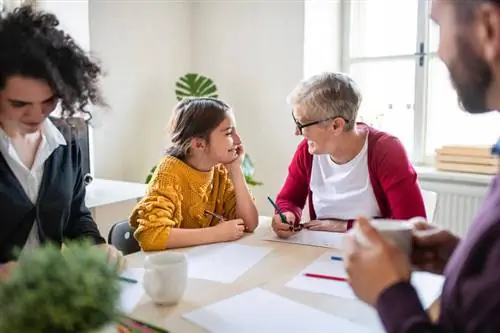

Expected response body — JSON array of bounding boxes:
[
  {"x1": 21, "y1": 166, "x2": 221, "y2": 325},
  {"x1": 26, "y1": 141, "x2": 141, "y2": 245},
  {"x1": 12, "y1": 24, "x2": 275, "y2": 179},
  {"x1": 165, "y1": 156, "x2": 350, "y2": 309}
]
[{"x1": 435, "y1": 145, "x2": 498, "y2": 175}]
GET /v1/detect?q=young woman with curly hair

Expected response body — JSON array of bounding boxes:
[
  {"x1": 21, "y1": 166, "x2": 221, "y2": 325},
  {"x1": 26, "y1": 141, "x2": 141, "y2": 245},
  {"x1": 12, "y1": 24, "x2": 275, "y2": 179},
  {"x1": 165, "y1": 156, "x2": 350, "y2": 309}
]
[{"x1": 0, "y1": 5, "x2": 122, "y2": 269}]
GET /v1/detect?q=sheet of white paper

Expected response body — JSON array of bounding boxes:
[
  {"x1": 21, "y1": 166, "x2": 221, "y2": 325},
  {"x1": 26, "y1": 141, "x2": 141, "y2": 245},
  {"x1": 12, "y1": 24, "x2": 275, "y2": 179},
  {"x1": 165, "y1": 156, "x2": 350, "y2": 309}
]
[
  {"x1": 262, "y1": 229, "x2": 344, "y2": 249},
  {"x1": 183, "y1": 288, "x2": 374, "y2": 333},
  {"x1": 286, "y1": 253, "x2": 356, "y2": 299},
  {"x1": 118, "y1": 267, "x2": 145, "y2": 313},
  {"x1": 187, "y1": 243, "x2": 272, "y2": 283},
  {"x1": 411, "y1": 271, "x2": 446, "y2": 309},
  {"x1": 286, "y1": 252, "x2": 444, "y2": 308}
]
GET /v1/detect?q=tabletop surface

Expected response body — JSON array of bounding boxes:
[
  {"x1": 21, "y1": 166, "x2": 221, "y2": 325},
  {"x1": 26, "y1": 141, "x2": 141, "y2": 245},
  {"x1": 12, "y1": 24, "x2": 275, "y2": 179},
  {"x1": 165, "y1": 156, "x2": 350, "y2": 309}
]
[
  {"x1": 85, "y1": 178, "x2": 146, "y2": 208},
  {"x1": 115, "y1": 216, "x2": 439, "y2": 332}
]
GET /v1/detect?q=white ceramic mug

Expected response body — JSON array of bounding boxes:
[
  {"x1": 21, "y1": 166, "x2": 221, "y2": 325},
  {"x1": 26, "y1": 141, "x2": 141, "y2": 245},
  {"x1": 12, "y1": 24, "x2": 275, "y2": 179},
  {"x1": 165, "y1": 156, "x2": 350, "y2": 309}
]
[
  {"x1": 350, "y1": 217, "x2": 426, "y2": 257},
  {"x1": 143, "y1": 252, "x2": 188, "y2": 306}
]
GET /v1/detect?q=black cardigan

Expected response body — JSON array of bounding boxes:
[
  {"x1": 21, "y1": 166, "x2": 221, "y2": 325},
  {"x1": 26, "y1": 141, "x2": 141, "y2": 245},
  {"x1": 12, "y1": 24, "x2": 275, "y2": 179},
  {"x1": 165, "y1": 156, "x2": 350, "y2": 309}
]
[{"x1": 0, "y1": 123, "x2": 106, "y2": 263}]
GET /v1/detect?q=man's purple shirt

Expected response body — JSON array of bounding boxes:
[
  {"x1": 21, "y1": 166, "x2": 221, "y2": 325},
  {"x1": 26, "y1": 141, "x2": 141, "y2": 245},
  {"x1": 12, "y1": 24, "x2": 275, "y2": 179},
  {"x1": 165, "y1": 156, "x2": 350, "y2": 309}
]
[{"x1": 376, "y1": 174, "x2": 500, "y2": 332}]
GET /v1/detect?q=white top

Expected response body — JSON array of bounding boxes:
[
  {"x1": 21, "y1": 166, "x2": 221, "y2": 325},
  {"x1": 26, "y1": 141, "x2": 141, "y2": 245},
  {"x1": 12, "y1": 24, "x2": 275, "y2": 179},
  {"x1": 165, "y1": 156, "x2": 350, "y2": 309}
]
[
  {"x1": 0, "y1": 119, "x2": 66, "y2": 251},
  {"x1": 310, "y1": 135, "x2": 381, "y2": 220}
]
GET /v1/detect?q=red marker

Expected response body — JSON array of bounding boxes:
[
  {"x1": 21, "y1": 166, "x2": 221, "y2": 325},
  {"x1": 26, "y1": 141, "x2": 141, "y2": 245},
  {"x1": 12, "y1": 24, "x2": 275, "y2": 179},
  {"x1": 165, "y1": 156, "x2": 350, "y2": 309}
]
[{"x1": 304, "y1": 273, "x2": 348, "y2": 282}]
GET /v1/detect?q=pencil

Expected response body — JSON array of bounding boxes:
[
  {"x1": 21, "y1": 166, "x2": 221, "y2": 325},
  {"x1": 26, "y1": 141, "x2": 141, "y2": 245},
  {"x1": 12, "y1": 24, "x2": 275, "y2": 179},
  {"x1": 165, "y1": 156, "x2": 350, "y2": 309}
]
[
  {"x1": 118, "y1": 276, "x2": 138, "y2": 284},
  {"x1": 304, "y1": 272, "x2": 348, "y2": 282},
  {"x1": 204, "y1": 210, "x2": 226, "y2": 221},
  {"x1": 267, "y1": 196, "x2": 289, "y2": 224}
]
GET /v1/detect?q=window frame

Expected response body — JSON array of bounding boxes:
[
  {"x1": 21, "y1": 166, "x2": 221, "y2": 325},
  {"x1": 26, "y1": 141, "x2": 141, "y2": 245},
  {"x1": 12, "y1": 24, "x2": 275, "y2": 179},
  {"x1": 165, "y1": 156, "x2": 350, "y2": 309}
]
[{"x1": 340, "y1": 0, "x2": 438, "y2": 165}]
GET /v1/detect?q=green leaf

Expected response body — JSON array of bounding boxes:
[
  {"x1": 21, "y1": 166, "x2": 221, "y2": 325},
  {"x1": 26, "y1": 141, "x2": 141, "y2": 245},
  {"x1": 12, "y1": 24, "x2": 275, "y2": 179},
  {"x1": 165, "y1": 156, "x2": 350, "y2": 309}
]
[
  {"x1": 242, "y1": 154, "x2": 263, "y2": 186},
  {"x1": 242, "y1": 154, "x2": 255, "y2": 177},
  {"x1": 146, "y1": 165, "x2": 157, "y2": 184},
  {"x1": 245, "y1": 174, "x2": 263, "y2": 186},
  {"x1": 175, "y1": 73, "x2": 218, "y2": 101}
]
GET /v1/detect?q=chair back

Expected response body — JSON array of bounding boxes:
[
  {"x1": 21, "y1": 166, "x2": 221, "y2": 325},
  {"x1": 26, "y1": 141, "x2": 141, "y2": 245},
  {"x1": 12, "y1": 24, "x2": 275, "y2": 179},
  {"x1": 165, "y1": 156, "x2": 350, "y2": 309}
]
[
  {"x1": 107, "y1": 219, "x2": 140, "y2": 255},
  {"x1": 422, "y1": 189, "x2": 438, "y2": 223}
]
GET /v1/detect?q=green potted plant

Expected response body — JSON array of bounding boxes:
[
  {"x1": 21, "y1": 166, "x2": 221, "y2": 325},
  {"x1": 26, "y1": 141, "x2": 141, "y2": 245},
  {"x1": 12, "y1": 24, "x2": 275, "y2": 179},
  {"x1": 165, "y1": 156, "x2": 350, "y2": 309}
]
[
  {"x1": 146, "y1": 73, "x2": 262, "y2": 186},
  {"x1": 0, "y1": 241, "x2": 120, "y2": 333}
]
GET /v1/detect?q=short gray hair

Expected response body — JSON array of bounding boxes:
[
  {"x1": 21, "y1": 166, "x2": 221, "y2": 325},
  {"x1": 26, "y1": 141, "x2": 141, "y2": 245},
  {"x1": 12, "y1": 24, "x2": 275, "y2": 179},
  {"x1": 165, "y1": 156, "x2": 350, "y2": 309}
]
[{"x1": 286, "y1": 72, "x2": 362, "y2": 131}]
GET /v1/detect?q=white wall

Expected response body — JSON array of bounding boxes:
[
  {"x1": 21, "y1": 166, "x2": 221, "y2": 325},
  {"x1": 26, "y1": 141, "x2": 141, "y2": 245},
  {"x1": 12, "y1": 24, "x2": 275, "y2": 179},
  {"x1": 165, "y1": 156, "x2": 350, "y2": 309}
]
[
  {"x1": 88, "y1": 0, "x2": 192, "y2": 182},
  {"x1": 303, "y1": 0, "x2": 343, "y2": 77},
  {"x1": 191, "y1": 0, "x2": 305, "y2": 214},
  {"x1": 36, "y1": 0, "x2": 90, "y2": 51}
]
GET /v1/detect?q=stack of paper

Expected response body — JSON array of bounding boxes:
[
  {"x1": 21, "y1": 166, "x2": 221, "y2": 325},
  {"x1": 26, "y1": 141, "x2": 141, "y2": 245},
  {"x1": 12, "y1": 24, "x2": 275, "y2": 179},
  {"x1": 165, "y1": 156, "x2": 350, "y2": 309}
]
[
  {"x1": 285, "y1": 252, "x2": 445, "y2": 309},
  {"x1": 262, "y1": 229, "x2": 345, "y2": 249},
  {"x1": 186, "y1": 243, "x2": 272, "y2": 283},
  {"x1": 183, "y1": 288, "x2": 374, "y2": 333}
]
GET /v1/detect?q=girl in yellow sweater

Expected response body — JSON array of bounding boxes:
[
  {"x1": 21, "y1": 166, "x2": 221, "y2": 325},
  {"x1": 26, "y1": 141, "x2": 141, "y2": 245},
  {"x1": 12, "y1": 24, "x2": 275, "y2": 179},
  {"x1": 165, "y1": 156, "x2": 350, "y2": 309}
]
[{"x1": 130, "y1": 97, "x2": 259, "y2": 251}]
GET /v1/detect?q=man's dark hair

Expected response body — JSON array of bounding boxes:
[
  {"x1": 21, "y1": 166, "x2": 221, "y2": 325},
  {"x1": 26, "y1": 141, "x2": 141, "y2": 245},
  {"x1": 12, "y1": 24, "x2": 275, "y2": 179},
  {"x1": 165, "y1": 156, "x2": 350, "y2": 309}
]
[
  {"x1": 0, "y1": 5, "x2": 105, "y2": 120},
  {"x1": 455, "y1": 0, "x2": 500, "y2": 23}
]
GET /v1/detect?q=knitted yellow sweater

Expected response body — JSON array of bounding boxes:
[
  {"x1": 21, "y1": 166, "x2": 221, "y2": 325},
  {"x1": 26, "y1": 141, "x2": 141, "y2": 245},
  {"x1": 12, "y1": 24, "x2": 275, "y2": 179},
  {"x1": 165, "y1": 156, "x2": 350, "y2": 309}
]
[{"x1": 130, "y1": 155, "x2": 237, "y2": 251}]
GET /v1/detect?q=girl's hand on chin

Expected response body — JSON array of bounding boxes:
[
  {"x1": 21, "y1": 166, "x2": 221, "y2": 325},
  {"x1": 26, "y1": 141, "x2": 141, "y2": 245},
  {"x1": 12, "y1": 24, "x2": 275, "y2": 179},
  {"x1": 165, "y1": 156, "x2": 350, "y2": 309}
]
[{"x1": 225, "y1": 144, "x2": 245, "y2": 172}]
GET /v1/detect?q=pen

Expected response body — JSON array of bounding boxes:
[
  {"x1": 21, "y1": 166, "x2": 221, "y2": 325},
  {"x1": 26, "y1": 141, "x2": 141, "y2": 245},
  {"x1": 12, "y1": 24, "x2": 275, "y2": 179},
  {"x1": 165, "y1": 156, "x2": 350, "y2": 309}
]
[
  {"x1": 304, "y1": 272, "x2": 348, "y2": 282},
  {"x1": 267, "y1": 196, "x2": 289, "y2": 225},
  {"x1": 118, "y1": 276, "x2": 138, "y2": 284},
  {"x1": 330, "y1": 255, "x2": 343, "y2": 261},
  {"x1": 204, "y1": 210, "x2": 226, "y2": 221}
]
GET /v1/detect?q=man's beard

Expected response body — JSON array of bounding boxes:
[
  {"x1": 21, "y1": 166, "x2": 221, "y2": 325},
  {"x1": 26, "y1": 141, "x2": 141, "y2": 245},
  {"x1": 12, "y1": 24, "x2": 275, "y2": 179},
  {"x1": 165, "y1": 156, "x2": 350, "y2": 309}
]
[{"x1": 447, "y1": 35, "x2": 493, "y2": 114}]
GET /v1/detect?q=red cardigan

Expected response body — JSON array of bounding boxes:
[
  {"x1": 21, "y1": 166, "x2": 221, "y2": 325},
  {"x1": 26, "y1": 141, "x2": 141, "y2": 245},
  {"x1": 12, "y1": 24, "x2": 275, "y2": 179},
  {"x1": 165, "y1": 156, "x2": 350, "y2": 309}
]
[{"x1": 276, "y1": 125, "x2": 426, "y2": 229}]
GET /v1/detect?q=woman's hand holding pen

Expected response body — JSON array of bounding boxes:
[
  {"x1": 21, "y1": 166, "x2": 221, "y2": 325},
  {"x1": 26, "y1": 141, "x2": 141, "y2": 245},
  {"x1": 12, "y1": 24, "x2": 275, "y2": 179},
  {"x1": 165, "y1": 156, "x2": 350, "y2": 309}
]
[{"x1": 272, "y1": 212, "x2": 300, "y2": 239}]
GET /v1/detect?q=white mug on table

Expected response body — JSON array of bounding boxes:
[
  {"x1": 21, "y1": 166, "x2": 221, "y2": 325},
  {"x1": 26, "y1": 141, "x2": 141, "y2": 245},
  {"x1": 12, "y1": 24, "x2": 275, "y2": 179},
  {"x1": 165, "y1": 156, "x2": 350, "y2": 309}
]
[
  {"x1": 143, "y1": 252, "x2": 188, "y2": 306},
  {"x1": 350, "y1": 217, "x2": 426, "y2": 256}
]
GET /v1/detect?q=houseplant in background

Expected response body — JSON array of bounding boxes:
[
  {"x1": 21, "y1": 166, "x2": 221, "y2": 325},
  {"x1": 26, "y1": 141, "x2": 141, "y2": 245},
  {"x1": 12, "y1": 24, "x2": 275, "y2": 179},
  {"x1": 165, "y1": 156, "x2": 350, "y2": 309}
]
[
  {"x1": 146, "y1": 73, "x2": 262, "y2": 187},
  {"x1": 0, "y1": 241, "x2": 120, "y2": 333}
]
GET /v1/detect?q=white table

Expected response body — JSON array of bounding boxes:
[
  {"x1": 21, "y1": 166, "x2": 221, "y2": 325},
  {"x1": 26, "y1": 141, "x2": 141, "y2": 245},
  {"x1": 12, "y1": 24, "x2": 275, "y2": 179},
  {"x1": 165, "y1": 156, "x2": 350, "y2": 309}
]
[
  {"x1": 114, "y1": 217, "x2": 440, "y2": 332},
  {"x1": 85, "y1": 178, "x2": 147, "y2": 209}
]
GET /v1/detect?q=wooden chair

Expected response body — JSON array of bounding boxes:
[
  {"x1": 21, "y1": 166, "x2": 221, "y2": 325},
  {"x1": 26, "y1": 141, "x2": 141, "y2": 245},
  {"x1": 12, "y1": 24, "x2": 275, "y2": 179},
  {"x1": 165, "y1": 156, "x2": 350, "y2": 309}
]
[{"x1": 107, "y1": 219, "x2": 140, "y2": 255}]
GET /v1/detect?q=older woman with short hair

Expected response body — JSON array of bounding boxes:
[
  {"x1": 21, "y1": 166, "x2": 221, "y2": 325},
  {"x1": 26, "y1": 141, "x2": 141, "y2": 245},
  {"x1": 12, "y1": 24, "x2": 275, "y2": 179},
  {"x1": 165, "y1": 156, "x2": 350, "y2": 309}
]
[{"x1": 272, "y1": 72, "x2": 426, "y2": 238}]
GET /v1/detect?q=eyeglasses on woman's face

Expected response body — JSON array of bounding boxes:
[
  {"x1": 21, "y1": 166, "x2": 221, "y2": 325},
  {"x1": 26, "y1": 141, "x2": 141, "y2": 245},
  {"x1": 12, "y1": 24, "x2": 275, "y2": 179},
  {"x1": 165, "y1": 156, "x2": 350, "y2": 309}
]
[{"x1": 291, "y1": 111, "x2": 348, "y2": 134}]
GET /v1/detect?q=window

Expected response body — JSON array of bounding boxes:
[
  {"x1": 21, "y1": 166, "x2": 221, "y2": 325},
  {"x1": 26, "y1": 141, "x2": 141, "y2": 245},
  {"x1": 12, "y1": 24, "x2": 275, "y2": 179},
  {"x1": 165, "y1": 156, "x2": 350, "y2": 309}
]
[{"x1": 342, "y1": 0, "x2": 500, "y2": 164}]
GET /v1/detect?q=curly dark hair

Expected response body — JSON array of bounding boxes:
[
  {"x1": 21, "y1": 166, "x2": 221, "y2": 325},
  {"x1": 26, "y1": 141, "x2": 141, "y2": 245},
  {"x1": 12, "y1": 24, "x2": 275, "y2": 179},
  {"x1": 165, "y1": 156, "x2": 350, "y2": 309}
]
[{"x1": 0, "y1": 5, "x2": 106, "y2": 120}]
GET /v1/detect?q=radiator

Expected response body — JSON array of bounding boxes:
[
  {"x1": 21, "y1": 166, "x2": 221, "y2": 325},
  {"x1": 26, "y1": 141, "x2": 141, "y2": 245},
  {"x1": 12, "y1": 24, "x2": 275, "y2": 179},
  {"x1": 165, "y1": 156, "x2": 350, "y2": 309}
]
[
  {"x1": 432, "y1": 192, "x2": 485, "y2": 236},
  {"x1": 419, "y1": 175, "x2": 491, "y2": 236}
]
